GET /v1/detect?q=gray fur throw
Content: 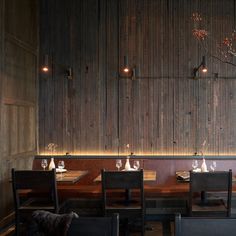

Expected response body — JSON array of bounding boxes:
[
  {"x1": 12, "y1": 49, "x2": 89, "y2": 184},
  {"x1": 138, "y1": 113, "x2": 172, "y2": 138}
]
[{"x1": 28, "y1": 210, "x2": 78, "y2": 236}]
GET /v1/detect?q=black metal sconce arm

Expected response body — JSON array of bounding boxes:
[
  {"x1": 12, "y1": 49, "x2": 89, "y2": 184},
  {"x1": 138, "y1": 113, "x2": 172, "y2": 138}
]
[{"x1": 193, "y1": 56, "x2": 207, "y2": 79}]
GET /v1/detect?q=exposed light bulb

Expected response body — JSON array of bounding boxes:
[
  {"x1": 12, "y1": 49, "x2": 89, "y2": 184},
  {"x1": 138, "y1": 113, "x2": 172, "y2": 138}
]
[
  {"x1": 123, "y1": 67, "x2": 129, "y2": 73},
  {"x1": 202, "y1": 67, "x2": 207, "y2": 73},
  {"x1": 42, "y1": 66, "x2": 49, "y2": 72}
]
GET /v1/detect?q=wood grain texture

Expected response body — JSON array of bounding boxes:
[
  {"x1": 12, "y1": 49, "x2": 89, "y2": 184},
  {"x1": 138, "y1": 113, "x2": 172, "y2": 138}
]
[
  {"x1": 0, "y1": 0, "x2": 38, "y2": 220},
  {"x1": 5, "y1": 0, "x2": 38, "y2": 48},
  {"x1": 0, "y1": 0, "x2": 5, "y2": 166},
  {"x1": 39, "y1": 0, "x2": 236, "y2": 156}
]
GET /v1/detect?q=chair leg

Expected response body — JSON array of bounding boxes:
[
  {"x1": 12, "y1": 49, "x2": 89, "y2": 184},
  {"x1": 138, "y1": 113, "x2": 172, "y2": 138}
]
[
  {"x1": 142, "y1": 223, "x2": 145, "y2": 236},
  {"x1": 142, "y1": 217, "x2": 145, "y2": 236},
  {"x1": 124, "y1": 219, "x2": 129, "y2": 236},
  {"x1": 15, "y1": 215, "x2": 19, "y2": 236}
]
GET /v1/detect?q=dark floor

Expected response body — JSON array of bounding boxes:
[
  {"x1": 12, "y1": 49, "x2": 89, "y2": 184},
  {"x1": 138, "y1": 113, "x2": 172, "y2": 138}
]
[
  {"x1": 129, "y1": 221, "x2": 174, "y2": 236},
  {"x1": 1, "y1": 222, "x2": 174, "y2": 236}
]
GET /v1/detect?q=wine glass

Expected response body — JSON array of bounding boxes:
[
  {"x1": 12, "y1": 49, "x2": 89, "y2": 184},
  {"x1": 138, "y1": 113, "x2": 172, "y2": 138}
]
[
  {"x1": 116, "y1": 159, "x2": 122, "y2": 171},
  {"x1": 133, "y1": 160, "x2": 140, "y2": 170},
  {"x1": 210, "y1": 161, "x2": 217, "y2": 172},
  {"x1": 41, "y1": 159, "x2": 48, "y2": 171},
  {"x1": 192, "y1": 160, "x2": 198, "y2": 171},
  {"x1": 58, "y1": 161, "x2": 65, "y2": 178}
]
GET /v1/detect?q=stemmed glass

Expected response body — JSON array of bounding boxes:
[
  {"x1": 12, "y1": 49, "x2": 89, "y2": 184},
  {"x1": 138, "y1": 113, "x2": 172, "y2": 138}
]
[
  {"x1": 133, "y1": 160, "x2": 140, "y2": 170},
  {"x1": 116, "y1": 159, "x2": 122, "y2": 171},
  {"x1": 58, "y1": 160, "x2": 65, "y2": 178},
  {"x1": 192, "y1": 160, "x2": 198, "y2": 171},
  {"x1": 41, "y1": 159, "x2": 48, "y2": 171},
  {"x1": 210, "y1": 161, "x2": 217, "y2": 172}
]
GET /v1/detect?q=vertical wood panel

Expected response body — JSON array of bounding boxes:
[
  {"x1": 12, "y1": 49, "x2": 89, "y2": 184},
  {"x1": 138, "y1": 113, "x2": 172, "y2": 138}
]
[
  {"x1": 4, "y1": 40, "x2": 36, "y2": 102},
  {"x1": 105, "y1": 0, "x2": 119, "y2": 154},
  {"x1": 0, "y1": 0, "x2": 5, "y2": 171},
  {"x1": 0, "y1": 0, "x2": 38, "y2": 220},
  {"x1": 39, "y1": 0, "x2": 236, "y2": 156},
  {"x1": 5, "y1": 0, "x2": 37, "y2": 48}
]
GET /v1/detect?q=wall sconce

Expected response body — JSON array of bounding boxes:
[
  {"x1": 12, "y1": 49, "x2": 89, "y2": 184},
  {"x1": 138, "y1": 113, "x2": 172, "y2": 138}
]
[
  {"x1": 42, "y1": 55, "x2": 49, "y2": 72},
  {"x1": 41, "y1": 54, "x2": 73, "y2": 80},
  {"x1": 66, "y1": 67, "x2": 73, "y2": 80},
  {"x1": 193, "y1": 56, "x2": 208, "y2": 79},
  {"x1": 120, "y1": 55, "x2": 136, "y2": 80}
]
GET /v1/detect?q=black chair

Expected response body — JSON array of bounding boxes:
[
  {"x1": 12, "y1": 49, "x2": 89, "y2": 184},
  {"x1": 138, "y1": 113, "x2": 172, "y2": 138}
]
[
  {"x1": 67, "y1": 213, "x2": 119, "y2": 236},
  {"x1": 189, "y1": 170, "x2": 232, "y2": 217},
  {"x1": 101, "y1": 169, "x2": 145, "y2": 235},
  {"x1": 11, "y1": 168, "x2": 59, "y2": 235},
  {"x1": 175, "y1": 213, "x2": 236, "y2": 236}
]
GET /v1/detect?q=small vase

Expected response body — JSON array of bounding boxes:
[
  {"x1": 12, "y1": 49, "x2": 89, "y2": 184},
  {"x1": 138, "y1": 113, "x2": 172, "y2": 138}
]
[
  {"x1": 125, "y1": 156, "x2": 131, "y2": 170},
  {"x1": 49, "y1": 157, "x2": 55, "y2": 170},
  {"x1": 201, "y1": 158, "x2": 208, "y2": 172}
]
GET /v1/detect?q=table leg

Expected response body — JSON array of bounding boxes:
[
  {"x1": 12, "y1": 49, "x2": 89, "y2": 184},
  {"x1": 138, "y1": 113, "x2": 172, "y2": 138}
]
[
  {"x1": 162, "y1": 220, "x2": 172, "y2": 236},
  {"x1": 125, "y1": 189, "x2": 131, "y2": 202},
  {"x1": 201, "y1": 191, "x2": 207, "y2": 204}
]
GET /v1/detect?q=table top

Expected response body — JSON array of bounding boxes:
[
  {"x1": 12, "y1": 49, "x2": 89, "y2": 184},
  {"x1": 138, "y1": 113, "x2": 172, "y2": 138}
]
[
  {"x1": 93, "y1": 170, "x2": 156, "y2": 182},
  {"x1": 57, "y1": 176, "x2": 236, "y2": 200},
  {"x1": 56, "y1": 170, "x2": 88, "y2": 183}
]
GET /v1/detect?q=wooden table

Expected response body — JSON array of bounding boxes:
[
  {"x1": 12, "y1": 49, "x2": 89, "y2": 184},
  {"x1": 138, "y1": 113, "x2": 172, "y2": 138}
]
[
  {"x1": 93, "y1": 170, "x2": 156, "y2": 182},
  {"x1": 56, "y1": 170, "x2": 88, "y2": 183},
  {"x1": 56, "y1": 172, "x2": 236, "y2": 200}
]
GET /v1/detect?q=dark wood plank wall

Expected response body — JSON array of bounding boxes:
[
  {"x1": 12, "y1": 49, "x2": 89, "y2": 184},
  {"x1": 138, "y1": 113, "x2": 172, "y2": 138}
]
[
  {"x1": 39, "y1": 0, "x2": 236, "y2": 156},
  {"x1": 0, "y1": 0, "x2": 38, "y2": 221},
  {"x1": 0, "y1": 0, "x2": 4, "y2": 167}
]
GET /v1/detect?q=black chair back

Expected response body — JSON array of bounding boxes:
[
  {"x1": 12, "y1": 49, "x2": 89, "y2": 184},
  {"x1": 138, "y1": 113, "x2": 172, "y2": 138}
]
[
  {"x1": 101, "y1": 169, "x2": 145, "y2": 235},
  {"x1": 67, "y1": 213, "x2": 119, "y2": 236},
  {"x1": 12, "y1": 168, "x2": 59, "y2": 235},
  {"x1": 189, "y1": 170, "x2": 232, "y2": 216},
  {"x1": 175, "y1": 213, "x2": 236, "y2": 236}
]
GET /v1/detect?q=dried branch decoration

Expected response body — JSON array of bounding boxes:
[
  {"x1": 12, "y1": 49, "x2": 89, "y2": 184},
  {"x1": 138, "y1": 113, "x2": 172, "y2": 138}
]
[
  {"x1": 47, "y1": 143, "x2": 58, "y2": 153},
  {"x1": 192, "y1": 12, "x2": 236, "y2": 67}
]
